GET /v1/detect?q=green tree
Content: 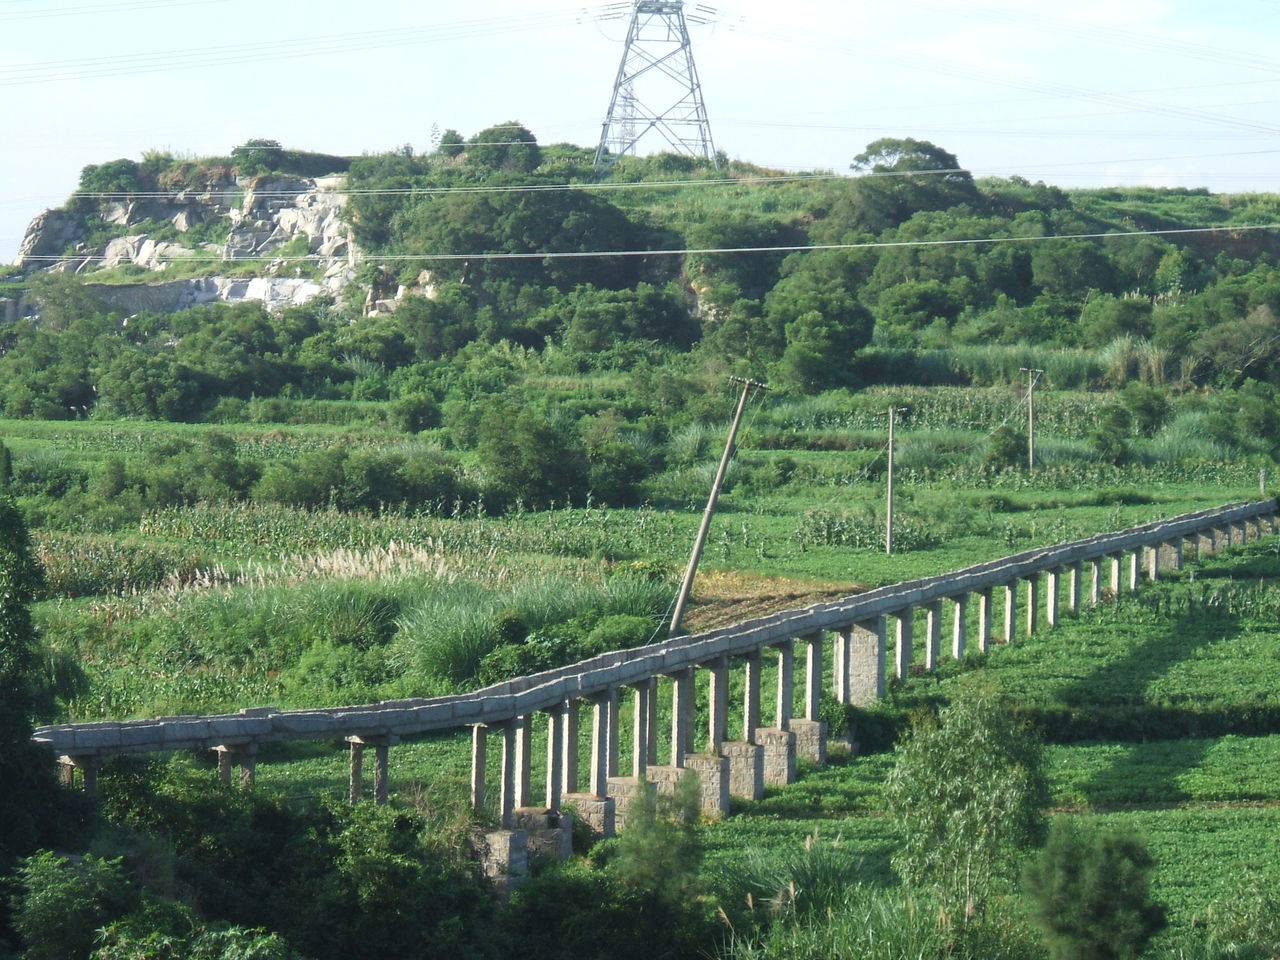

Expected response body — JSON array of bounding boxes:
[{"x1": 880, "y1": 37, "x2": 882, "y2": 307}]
[
  {"x1": 774, "y1": 310, "x2": 865, "y2": 393},
  {"x1": 0, "y1": 439, "x2": 11, "y2": 491},
  {"x1": 12, "y1": 852, "x2": 132, "y2": 960},
  {"x1": 1090, "y1": 404, "x2": 1132, "y2": 465},
  {"x1": 840, "y1": 138, "x2": 982, "y2": 234},
  {"x1": 984, "y1": 424, "x2": 1025, "y2": 471},
  {"x1": 1023, "y1": 820, "x2": 1165, "y2": 960},
  {"x1": 466, "y1": 122, "x2": 541, "y2": 173},
  {"x1": 231, "y1": 139, "x2": 285, "y2": 176},
  {"x1": 0, "y1": 498, "x2": 60, "y2": 864},
  {"x1": 476, "y1": 401, "x2": 589, "y2": 509},
  {"x1": 884, "y1": 693, "x2": 1049, "y2": 923}
]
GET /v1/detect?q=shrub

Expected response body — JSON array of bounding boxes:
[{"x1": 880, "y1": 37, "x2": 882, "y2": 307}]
[
  {"x1": 885, "y1": 692, "x2": 1049, "y2": 923},
  {"x1": 1023, "y1": 819, "x2": 1165, "y2": 960},
  {"x1": 12, "y1": 852, "x2": 133, "y2": 960},
  {"x1": 984, "y1": 424, "x2": 1024, "y2": 471}
]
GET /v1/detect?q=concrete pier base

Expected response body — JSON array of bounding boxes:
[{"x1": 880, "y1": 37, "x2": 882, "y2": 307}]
[
  {"x1": 684, "y1": 752, "x2": 730, "y2": 818},
  {"x1": 721, "y1": 741, "x2": 764, "y2": 801},
  {"x1": 790, "y1": 719, "x2": 827, "y2": 766},
  {"x1": 756, "y1": 727, "x2": 797, "y2": 786},
  {"x1": 562, "y1": 792, "x2": 615, "y2": 838},
  {"x1": 606, "y1": 776, "x2": 654, "y2": 832},
  {"x1": 478, "y1": 829, "x2": 528, "y2": 899},
  {"x1": 513, "y1": 807, "x2": 573, "y2": 861}
]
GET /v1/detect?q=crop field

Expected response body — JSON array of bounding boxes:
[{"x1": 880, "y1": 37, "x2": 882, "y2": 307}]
[{"x1": 7, "y1": 382, "x2": 1280, "y2": 958}]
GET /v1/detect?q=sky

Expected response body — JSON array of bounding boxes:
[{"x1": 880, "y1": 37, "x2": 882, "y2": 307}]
[{"x1": 4, "y1": 0, "x2": 1280, "y2": 264}]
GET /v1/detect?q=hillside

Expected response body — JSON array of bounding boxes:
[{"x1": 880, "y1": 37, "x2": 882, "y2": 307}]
[{"x1": 6, "y1": 129, "x2": 1280, "y2": 960}]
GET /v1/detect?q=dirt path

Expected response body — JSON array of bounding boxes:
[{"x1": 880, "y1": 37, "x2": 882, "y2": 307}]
[{"x1": 679, "y1": 569, "x2": 863, "y2": 634}]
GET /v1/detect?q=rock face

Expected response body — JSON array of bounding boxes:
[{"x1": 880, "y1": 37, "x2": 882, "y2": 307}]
[
  {"x1": 14, "y1": 174, "x2": 357, "y2": 312},
  {"x1": 15, "y1": 210, "x2": 83, "y2": 267}
]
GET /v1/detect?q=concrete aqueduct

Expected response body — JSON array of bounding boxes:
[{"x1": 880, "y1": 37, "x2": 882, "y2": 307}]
[{"x1": 33, "y1": 499, "x2": 1279, "y2": 884}]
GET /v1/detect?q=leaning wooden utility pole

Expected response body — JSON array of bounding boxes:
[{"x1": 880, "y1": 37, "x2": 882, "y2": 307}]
[
  {"x1": 1021, "y1": 367, "x2": 1044, "y2": 473},
  {"x1": 669, "y1": 376, "x2": 768, "y2": 636},
  {"x1": 886, "y1": 406, "x2": 907, "y2": 555}
]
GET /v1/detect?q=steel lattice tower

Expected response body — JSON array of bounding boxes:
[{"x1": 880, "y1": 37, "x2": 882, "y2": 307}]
[{"x1": 594, "y1": 1, "x2": 718, "y2": 170}]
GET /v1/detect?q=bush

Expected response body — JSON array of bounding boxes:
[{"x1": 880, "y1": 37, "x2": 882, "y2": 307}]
[
  {"x1": 12, "y1": 852, "x2": 133, "y2": 960},
  {"x1": 885, "y1": 692, "x2": 1049, "y2": 923},
  {"x1": 1023, "y1": 819, "x2": 1165, "y2": 960}
]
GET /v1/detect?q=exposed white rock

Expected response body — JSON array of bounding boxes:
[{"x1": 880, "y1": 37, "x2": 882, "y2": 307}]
[{"x1": 15, "y1": 173, "x2": 358, "y2": 313}]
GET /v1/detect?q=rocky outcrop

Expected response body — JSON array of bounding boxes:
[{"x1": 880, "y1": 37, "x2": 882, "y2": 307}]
[
  {"x1": 81, "y1": 276, "x2": 332, "y2": 315},
  {"x1": 15, "y1": 210, "x2": 84, "y2": 268},
  {"x1": 14, "y1": 174, "x2": 357, "y2": 312}
]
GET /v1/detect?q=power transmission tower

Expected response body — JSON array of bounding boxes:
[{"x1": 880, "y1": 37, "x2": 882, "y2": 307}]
[{"x1": 594, "y1": 1, "x2": 719, "y2": 170}]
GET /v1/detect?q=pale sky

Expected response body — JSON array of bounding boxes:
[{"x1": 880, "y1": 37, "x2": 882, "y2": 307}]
[{"x1": 4, "y1": 0, "x2": 1280, "y2": 264}]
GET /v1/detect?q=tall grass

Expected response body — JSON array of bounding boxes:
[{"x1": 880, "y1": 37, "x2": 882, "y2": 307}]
[
  {"x1": 1135, "y1": 412, "x2": 1231, "y2": 463},
  {"x1": 393, "y1": 572, "x2": 673, "y2": 686}
]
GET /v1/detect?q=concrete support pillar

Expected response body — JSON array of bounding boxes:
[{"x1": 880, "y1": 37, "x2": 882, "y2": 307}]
[
  {"x1": 470, "y1": 725, "x2": 487, "y2": 813},
  {"x1": 545, "y1": 704, "x2": 564, "y2": 811},
  {"x1": 215, "y1": 743, "x2": 257, "y2": 790},
  {"x1": 708, "y1": 657, "x2": 729, "y2": 754},
  {"x1": 774, "y1": 639, "x2": 794, "y2": 731},
  {"x1": 604, "y1": 687, "x2": 620, "y2": 779},
  {"x1": 803, "y1": 633, "x2": 823, "y2": 721},
  {"x1": 514, "y1": 714, "x2": 534, "y2": 809},
  {"x1": 1146, "y1": 544, "x2": 1161, "y2": 582},
  {"x1": 499, "y1": 722, "x2": 518, "y2": 828},
  {"x1": 1197, "y1": 529, "x2": 1217, "y2": 556},
  {"x1": 1127, "y1": 550, "x2": 1140, "y2": 592},
  {"x1": 58, "y1": 756, "x2": 101, "y2": 795},
  {"x1": 350, "y1": 738, "x2": 365, "y2": 804},
  {"x1": 743, "y1": 651, "x2": 762, "y2": 742},
  {"x1": 670, "y1": 669, "x2": 695, "y2": 767},
  {"x1": 1025, "y1": 576, "x2": 1039, "y2": 636},
  {"x1": 646, "y1": 681, "x2": 659, "y2": 764},
  {"x1": 373, "y1": 741, "x2": 392, "y2": 805},
  {"x1": 894, "y1": 610, "x2": 913, "y2": 678},
  {"x1": 1046, "y1": 568, "x2": 1060, "y2": 628},
  {"x1": 848, "y1": 618, "x2": 885, "y2": 704},
  {"x1": 924, "y1": 601, "x2": 942, "y2": 671},
  {"x1": 833, "y1": 626, "x2": 849, "y2": 703},
  {"x1": 630, "y1": 681, "x2": 652, "y2": 779},
  {"x1": 1090, "y1": 558, "x2": 1103, "y2": 606},
  {"x1": 589, "y1": 691, "x2": 613, "y2": 797},
  {"x1": 1003, "y1": 582, "x2": 1018, "y2": 643},
  {"x1": 977, "y1": 588, "x2": 992, "y2": 653},
  {"x1": 560, "y1": 699, "x2": 579, "y2": 796},
  {"x1": 951, "y1": 595, "x2": 967, "y2": 660},
  {"x1": 1067, "y1": 561, "x2": 1082, "y2": 617},
  {"x1": 1109, "y1": 553, "x2": 1123, "y2": 595}
]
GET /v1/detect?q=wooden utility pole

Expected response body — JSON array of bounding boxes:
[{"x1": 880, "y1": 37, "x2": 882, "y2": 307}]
[
  {"x1": 1021, "y1": 367, "x2": 1044, "y2": 473},
  {"x1": 669, "y1": 377, "x2": 767, "y2": 635},
  {"x1": 886, "y1": 406, "x2": 907, "y2": 555}
]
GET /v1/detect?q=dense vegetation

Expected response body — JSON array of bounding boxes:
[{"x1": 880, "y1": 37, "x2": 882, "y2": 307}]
[{"x1": 6, "y1": 128, "x2": 1280, "y2": 958}]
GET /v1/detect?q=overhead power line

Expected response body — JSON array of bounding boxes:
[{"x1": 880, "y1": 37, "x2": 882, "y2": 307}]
[
  {"x1": 0, "y1": 7, "x2": 593, "y2": 86},
  {"x1": 18, "y1": 222, "x2": 1280, "y2": 266}
]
